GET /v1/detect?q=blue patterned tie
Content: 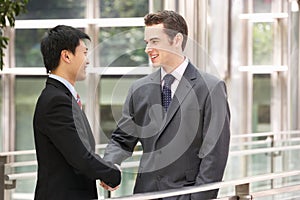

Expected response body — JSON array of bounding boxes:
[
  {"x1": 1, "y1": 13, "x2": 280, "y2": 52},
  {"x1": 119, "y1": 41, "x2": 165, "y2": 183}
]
[{"x1": 162, "y1": 74, "x2": 175, "y2": 111}]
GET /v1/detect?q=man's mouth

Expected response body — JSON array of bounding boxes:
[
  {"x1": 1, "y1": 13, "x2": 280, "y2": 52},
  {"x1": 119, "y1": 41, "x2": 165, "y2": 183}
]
[{"x1": 150, "y1": 54, "x2": 158, "y2": 62}]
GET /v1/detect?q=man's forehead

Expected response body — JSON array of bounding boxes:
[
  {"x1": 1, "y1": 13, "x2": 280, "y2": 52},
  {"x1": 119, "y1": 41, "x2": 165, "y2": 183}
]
[
  {"x1": 79, "y1": 39, "x2": 90, "y2": 49},
  {"x1": 144, "y1": 25, "x2": 166, "y2": 39}
]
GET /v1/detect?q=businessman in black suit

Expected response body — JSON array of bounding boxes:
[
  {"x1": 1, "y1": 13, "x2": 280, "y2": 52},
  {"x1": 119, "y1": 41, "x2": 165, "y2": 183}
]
[
  {"x1": 102, "y1": 10, "x2": 230, "y2": 199},
  {"x1": 33, "y1": 25, "x2": 121, "y2": 200}
]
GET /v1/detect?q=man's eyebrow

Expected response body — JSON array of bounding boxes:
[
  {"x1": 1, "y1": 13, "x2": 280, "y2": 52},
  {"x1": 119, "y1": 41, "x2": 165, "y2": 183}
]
[
  {"x1": 145, "y1": 37, "x2": 160, "y2": 42},
  {"x1": 150, "y1": 37, "x2": 160, "y2": 41}
]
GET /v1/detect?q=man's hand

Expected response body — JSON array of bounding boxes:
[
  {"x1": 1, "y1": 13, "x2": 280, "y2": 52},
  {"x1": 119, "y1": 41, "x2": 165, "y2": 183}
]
[
  {"x1": 100, "y1": 181, "x2": 119, "y2": 191},
  {"x1": 100, "y1": 164, "x2": 121, "y2": 191}
]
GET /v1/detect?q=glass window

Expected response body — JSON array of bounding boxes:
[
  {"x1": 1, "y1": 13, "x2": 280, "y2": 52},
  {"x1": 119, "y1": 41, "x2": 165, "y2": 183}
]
[
  {"x1": 13, "y1": 77, "x2": 45, "y2": 196},
  {"x1": 152, "y1": 0, "x2": 164, "y2": 12},
  {"x1": 98, "y1": 27, "x2": 148, "y2": 67},
  {"x1": 15, "y1": 29, "x2": 45, "y2": 67},
  {"x1": 17, "y1": 0, "x2": 86, "y2": 19},
  {"x1": 253, "y1": 0, "x2": 272, "y2": 13},
  {"x1": 253, "y1": 22, "x2": 274, "y2": 65},
  {"x1": 252, "y1": 74, "x2": 271, "y2": 132},
  {"x1": 98, "y1": 75, "x2": 143, "y2": 197},
  {"x1": 250, "y1": 74, "x2": 272, "y2": 192},
  {"x1": 15, "y1": 77, "x2": 46, "y2": 150},
  {"x1": 99, "y1": 76, "x2": 142, "y2": 144},
  {"x1": 100, "y1": 0, "x2": 148, "y2": 18}
]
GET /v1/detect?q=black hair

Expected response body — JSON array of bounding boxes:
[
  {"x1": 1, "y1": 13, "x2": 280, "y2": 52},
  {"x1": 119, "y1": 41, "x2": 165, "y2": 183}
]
[{"x1": 40, "y1": 25, "x2": 90, "y2": 73}]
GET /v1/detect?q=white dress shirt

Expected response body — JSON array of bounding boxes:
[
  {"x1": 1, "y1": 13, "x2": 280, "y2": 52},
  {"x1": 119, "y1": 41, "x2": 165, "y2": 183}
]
[{"x1": 160, "y1": 57, "x2": 189, "y2": 98}]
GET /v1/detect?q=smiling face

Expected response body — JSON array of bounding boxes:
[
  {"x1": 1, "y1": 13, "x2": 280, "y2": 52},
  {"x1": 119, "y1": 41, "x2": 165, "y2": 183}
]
[
  {"x1": 72, "y1": 40, "x2": 89, "y2": 81},
  {"x1": 144, "y1": 24, "x2": 183, "y2": 71}
]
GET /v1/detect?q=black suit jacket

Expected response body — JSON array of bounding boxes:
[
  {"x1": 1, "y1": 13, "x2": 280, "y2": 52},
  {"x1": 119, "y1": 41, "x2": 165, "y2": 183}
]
[
  {"x1": 33, "y1": 77, "x2": 120, "y2": 200},
  {"x1": 104, "y1": 63, "x2": 230, "y2": 200}
]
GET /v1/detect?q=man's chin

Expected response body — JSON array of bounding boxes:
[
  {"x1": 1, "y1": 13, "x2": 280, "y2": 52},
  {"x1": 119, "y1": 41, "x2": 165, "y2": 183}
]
[
  {"x1": 151, "y1": 63, "x2": 161, "y2": 68},
  {"x1": 76, "y1": 74, "x2": 87, "y2": 82}
]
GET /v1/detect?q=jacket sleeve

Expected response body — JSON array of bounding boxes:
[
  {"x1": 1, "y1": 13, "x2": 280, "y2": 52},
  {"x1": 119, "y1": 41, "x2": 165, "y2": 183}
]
[
  {"x1": 192, "y1": 81, "x2": 230, "y2": 200},
  {"x1": 40, "y1": 94, "x2": 121, "y2": 188}
]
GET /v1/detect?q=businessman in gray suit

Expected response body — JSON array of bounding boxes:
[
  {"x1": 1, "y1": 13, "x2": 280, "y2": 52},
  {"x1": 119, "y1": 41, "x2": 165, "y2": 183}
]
[{"x1": 102, "y1": 10, "x2": 230, "y2": 199}]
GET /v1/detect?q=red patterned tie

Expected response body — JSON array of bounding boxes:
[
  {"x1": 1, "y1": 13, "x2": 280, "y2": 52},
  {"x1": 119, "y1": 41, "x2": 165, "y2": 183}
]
[{"x1": 76, "y1": 93, "x2": 82, "y2": 109}]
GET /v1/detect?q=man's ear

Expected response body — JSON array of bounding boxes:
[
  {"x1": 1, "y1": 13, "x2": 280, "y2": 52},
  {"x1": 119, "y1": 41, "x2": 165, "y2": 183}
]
[
  {"x1": 174, "y1": 33, "x2": 183, "y2": 49},
  {"x1": 61, "y1": 50, "x2": 71, "y2": 63}
]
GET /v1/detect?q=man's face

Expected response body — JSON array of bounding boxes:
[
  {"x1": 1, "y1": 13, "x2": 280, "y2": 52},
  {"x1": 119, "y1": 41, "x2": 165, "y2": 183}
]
[
  {"x1": 144, "y1": 24, "x2": 178, "y2": 68},
  {"x1": 73, "y1": 40, "x2": 89, "y2": 81}
]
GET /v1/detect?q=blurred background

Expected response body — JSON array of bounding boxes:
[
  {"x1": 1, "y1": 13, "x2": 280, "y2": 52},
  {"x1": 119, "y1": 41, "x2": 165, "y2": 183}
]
[{"x1": 1, "y1": 0, "x2": 300, "y2": 199}]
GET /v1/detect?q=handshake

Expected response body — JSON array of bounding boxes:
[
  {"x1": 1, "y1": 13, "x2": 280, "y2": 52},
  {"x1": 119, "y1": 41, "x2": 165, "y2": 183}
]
[{"x1": 100, "y1": 164, "x2": 122, "y2": 191}]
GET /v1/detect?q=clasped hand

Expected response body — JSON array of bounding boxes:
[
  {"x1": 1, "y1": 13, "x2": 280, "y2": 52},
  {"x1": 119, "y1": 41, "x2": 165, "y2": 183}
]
[
  {"x1": 99, "y1": 181, "x2": 119, "y2": 191},
  {"x1": 100, "y1": 164, "x2": 121, "y2": 191}
]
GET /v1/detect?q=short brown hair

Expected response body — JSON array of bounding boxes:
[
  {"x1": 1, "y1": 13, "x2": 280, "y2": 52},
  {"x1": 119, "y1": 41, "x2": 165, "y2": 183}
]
[{"x1": 144, "y1": 10, "x2": 188, "y2": 51}]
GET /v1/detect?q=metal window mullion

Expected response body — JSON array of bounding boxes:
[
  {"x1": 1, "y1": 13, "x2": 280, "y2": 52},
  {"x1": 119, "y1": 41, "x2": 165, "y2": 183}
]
[
  {"x1": 2, "y1": 27, "x2": 16, "y2": 154},
  {"x1": 85, "y1": 1, "x2": 100, "y2": 142}
]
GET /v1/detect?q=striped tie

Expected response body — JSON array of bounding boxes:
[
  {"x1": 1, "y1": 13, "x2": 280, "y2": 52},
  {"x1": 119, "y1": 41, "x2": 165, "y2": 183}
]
[{"x1": 76, "y1": 93, "x2": 82, "y2": 109}]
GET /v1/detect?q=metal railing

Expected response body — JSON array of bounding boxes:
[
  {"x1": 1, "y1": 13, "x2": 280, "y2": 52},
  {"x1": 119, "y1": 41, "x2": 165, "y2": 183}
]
[
  {"x1": 1, "y1": 130, "x2": 300, "y2": 200},
  {"x1": 104, "y1": 170, "x2": 300, "y2": 200}
]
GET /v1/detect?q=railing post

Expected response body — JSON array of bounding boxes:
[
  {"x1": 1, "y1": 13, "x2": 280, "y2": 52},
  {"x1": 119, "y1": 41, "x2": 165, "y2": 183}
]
[
  {"x1": 0, "y1": 155, "x2": 7, "y2": 200},
  {"x1": 104, "y1": 190, "x2": 111, "y2": 198},
  {"x1": 235, "y1": 183, "x2": 253, "y2": 200}
]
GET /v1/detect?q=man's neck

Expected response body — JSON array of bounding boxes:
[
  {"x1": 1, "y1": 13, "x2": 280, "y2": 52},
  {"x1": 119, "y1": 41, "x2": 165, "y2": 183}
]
[
  {"x1": 162, "y1": 55, "x2": 185, "y2": 74},
  {"x1": 51, "y1": 69, "x2": 75, "y2": 86}
]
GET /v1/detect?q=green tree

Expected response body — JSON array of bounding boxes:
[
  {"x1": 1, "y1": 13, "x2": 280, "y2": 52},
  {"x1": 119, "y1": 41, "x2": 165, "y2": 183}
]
[{"x1": 0, "y1": 0, "x2": 28, "y2": 70}]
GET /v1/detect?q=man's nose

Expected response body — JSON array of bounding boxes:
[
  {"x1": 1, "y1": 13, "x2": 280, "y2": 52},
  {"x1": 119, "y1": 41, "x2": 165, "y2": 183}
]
[{"x1": 145, "y1": 44, "x2": 152, "y2": 54}]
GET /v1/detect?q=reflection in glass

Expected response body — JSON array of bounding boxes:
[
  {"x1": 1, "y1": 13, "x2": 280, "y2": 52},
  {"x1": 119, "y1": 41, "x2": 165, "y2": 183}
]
[
  {"x1": 253, "y1": 22, "x2": 274, "y2": 65},
  {"x1": 17, "y1": 0, "x2": 86, "y2": 19},
  {"x1": 100, "y1": 0, "x2": 148, "y2": 18},
  {"x1": 98, "y1": 27, "x2": 148, "y2": 67},
  {"x1": 15, "y1": 29, "x2": 45, "y2": 67}
]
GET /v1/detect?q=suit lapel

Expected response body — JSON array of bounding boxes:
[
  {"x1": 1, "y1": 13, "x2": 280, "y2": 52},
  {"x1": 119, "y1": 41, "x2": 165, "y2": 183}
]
[
  {"x1": 148, "y1": 69, "x2": 164, "y2": 118},
  {"x1": 167, "y1": 66, "x2": 196, "y2": 118},
  {"x1": 158, "y1": 63, "x2": 197, "y2": 135}
]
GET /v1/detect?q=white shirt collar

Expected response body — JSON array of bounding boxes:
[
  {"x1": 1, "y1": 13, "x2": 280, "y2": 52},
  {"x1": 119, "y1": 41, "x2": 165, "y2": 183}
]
[
  {"x1": 161, "y1": 57, "x2": 189, "y2": 82},
  {"x1": 49, "y1": 74, "x2": 77, "y2": 99}
]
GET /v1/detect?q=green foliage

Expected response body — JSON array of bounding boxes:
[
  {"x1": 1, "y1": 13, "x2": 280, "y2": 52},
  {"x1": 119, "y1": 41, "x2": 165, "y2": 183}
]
[{"x1": 0, "y1": 0, "x2": 28, "y2": 70}]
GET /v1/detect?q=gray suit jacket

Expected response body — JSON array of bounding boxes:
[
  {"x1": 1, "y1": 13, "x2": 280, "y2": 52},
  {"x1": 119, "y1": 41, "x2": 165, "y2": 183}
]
[{"x1": 104, "y1": 63, "x2": 230, "y2": 200}]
